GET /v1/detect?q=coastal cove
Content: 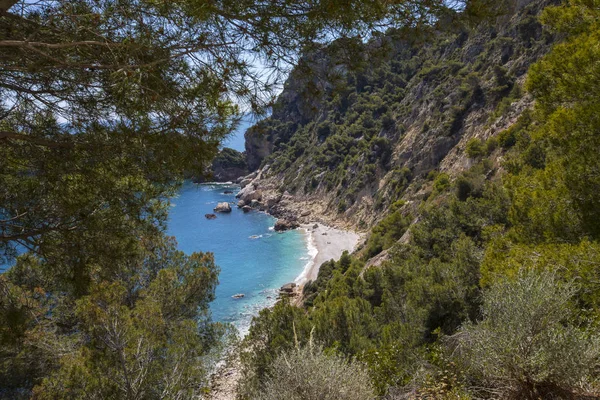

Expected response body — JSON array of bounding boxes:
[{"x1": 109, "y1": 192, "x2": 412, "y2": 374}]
[{"x1": 167, "y1": 182, "x2": 359, "y2": 335}]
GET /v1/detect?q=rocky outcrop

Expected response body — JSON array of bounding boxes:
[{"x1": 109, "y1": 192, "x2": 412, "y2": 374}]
[
  {"x1": 279, "y1": 282, "x2": 297, "y2": 296},
  {"x1": 245, "y1": 125, "x2": 274, "y2": 171},
  {"x1": 235, "y1": 174, "x2": 267, "y2": 210},
  {"x1": 244, "y1": 39, "x2": 360, "y2": 170},
  {"x1": 205, "y1": 214, "x2": 217, "y2": 220},
  {"x1": 240, "y1": 0, "x2": 556, "y2": 233},
  {"x1": 214, "y1": 202, "x2": 232, "y2": 213},
  {"x1": 239, "y1": 178, "x2": 253, "y2": 189},
  {"x1": 274, "y1": 219, "x2": 300, "y2": 232}
]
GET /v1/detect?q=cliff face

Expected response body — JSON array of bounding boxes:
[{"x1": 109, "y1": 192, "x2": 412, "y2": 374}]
[{"x1": 243, "y1": 0, "x2": 556, "y2": 231}]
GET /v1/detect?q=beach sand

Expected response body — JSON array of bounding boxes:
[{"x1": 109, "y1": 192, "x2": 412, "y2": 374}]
[
  {"x1": 295, "y1": 223, "x2": 361, "y2": 284},
  {"x1": 210, "y1": 223, "x2": 361, "y2": 399}
]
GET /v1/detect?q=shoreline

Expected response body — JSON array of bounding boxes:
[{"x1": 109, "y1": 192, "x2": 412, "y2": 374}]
[
  {"x1": 209, "y1": 222, "x2": 361, "y2": 399},
  {"x1": 294, "y1": 223, "x2": 361, "y2": 287},
  {"x1": 209, "y1": 182, "x2": 361, "y2": 399}
]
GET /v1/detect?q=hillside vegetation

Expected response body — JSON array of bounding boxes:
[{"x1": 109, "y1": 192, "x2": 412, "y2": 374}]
[{"x1": 239, "y1": 0, "x2": 600, "y2": 398}]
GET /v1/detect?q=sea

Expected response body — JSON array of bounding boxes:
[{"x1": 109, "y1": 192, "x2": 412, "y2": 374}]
[
  {"x1": 167, "y1": 182, "x2": 314, "y2": 335},
  {"x1": 1, "y1": 120, "x2": 311, "y2": 335}
]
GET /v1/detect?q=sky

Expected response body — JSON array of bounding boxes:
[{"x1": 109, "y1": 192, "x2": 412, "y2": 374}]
[{"x1": 220, "y1": 114, "x2": 256, "y2": 152}]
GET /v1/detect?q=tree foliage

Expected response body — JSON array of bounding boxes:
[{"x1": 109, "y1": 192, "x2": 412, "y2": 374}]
[
  {"x1": 242, "y1": 1, "x2": 600, "y2": 397},
  {"x1": 256, "y1": 345, "x2": 375, "y2": 400},
  {"x1": 456, "y1": 270, "x2": 600, "y2": 399},
  {"x1": 0, "y1": 0, "x2": 471, "y2": 269},
  {"x1": 1, "y1": 237, "x2": 228, "y2": 399},
  {"x1": 0, "y1": 0, "x2": 486, "y2": 396}
]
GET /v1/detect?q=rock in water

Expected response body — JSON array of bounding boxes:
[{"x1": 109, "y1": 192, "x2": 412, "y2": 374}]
[
  {"x1": 224, "y1": 190, "x2": 234, "y2": 194},
  {"x1": 242, "y1": 205, "x2": 252, "y2": 213},
  {"x1": 214, "y1": 202, "x2": 232, "y2": 213},
  {"x1": 205, "y1": 214, "x2": 217, "y2": 220},
  {"x1": 232, "y1": 293, "x2": 245, "y2": 299}
]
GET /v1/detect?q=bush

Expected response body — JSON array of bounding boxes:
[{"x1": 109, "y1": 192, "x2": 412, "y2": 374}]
[
  {"x1": 426, "y1": 170, "x2": 438, "y2": 181},
  {"x1": 485, "y1": 136, "x2": 498, "y2": 154},
  {"x1": 455, "y1": 172, "x2": 484, "y2": 201},
  {"x1": 455, "y1": 176, "x2": 475, "y2": 201},
  {"x1": 433, "y1": 172, "x2": 450, "y2": 193},
  {"x1": 255, "y1": 345, "x2": 375, "y2": 400},
  {"x1": 465, "y1": 138, "x2": 485, "y2": 158},
  {"x1": 497, "y1": 128, "x2": 517, "y2": 149},
  {"x1": 455, "y1": 269, "x2": 600, "y2": 399},
  {"x1": 364, "y1": 208, "x2": 410, "y2": 259}
]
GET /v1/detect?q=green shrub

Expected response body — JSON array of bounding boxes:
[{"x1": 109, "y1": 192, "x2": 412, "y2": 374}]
[
  {"x1": 497, "y1": 127, "x2": 517, "y2": 149},
  {"x1": 433, "y1": 172, "x2": 451, "y2": 193},
  {"x1": 255, "y1": 345, "x2": 375, "y2": 400},
  {"x1": 364, "y1": 205, "x2": 410, "y2": 259},
  {"x1": 485, "y1": 136, "x2": 498, "y2": 154},
  {"x1": 455, "y1": 176, "x2": 475, "y2": 201},
  {"x1": 426, "y1": 170, "x2": 438, "y2": 181},
  {"x1": 465, "y1": 138, "x2": 485, "y2": 158},
  {"x1": 456, "y1": 269, "x2": 600, "y2": 399},
  {"x1": 364, "y1": 232, "x2": 384, "y2": 259},
  {"x1": 455, "y1": 172, "x2": 484, "y2": 201}
]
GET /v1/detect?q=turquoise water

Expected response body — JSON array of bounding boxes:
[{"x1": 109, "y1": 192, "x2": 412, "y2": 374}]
[
  {"x1": 167, "y1": 182, "x2": 311, "y2": 334},
  {"x1": 1, "y1": 181, "x2": 308, "y2": 334}
]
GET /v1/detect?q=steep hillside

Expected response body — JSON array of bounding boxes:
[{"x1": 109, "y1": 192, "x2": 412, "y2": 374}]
[
  {"x1": 241, "y1": 0, "x2": 556, "y2": 233},
  {"x1": 238, "y1": 1, "x2": 600, "y2": 398}
]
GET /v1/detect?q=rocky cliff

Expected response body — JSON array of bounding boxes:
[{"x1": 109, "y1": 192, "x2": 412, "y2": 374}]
[{"x1": 242, "y1": 0, "x2": 557, "y2": 233}]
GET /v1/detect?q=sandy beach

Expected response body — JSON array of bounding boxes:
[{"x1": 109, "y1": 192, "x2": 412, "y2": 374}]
[
  {"x1": 210, "y1": 222, "x2": 361, "y2": 399},
  {"x1": 295, "y1": 223, "x2": 361, "y2": 285}
]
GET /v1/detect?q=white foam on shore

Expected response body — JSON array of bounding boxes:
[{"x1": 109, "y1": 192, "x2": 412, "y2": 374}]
[
  {"x1": 294, "y1": 228, "x2": 319, "y2": 286},
  {"x1": 199, "y1": 181, "x2": 236, "y2": 185}
]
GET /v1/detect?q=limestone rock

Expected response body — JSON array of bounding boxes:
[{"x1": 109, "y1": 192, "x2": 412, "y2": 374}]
[
  {"x1": 239, "y1": 178, "x2": 252, "y2": 189},
  {"x1": 265, "y1": 196, "x2": 280, "y2": 208},
  {"x1": 280, "y1": 282, "x2": 297, "y2": 294},
  {"x1": 214, "y1": 202, "x2": 232, "y2": 213},
  {"x1": 274, "y1": 219, "x2": 300, "y2": 232}
]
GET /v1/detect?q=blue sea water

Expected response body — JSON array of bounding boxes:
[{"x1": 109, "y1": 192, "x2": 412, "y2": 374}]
[
  {"x1": 221, "y1": 114, "x2": 255, "y2": 152},
  {"x1": 0, "y1": 181, "x2": 308, "y2": 335},
  {"x1": 167, "y1": 182, "x2": 311, "y2": 335}
]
